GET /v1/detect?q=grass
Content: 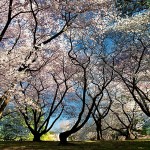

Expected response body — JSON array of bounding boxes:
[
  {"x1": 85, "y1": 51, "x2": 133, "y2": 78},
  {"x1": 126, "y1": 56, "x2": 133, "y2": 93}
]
[{"x1": 0, "y1": 140, "x2": 149, "y2": 150}]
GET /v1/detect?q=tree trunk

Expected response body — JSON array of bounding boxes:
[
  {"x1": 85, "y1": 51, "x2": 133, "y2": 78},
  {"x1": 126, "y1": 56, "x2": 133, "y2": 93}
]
[
  {"x1": 96, "y1": 120, "x2": 103, "y2": 140},
  {"x1": 96, "y1": 126, "x2": 100, "y2": 140},
  {"x1": 59, "y1": 131, "x2": 71, "y2": 145},
  {"x1": 33, "y1": 134, "x2": 41, "y2": 142},
  {"x1": 125, "y1": 129, "x2": 135, "y2": 140},
  {"x1": 99, "y1": 121, "x2": 104, "y2": 140}
]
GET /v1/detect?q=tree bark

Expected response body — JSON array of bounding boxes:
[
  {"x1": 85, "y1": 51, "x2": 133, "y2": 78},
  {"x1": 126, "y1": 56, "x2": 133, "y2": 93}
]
[
  {"x1": 59, "y1": 131, "x2": 71, "y2": 145},
  {"x1": 96, "y1": 126, "x2": 100, "y2": 140},
  {"x1": 96, "y1": 120, "x2": 104, "y2": 140},
  {"x1": 125, "y1": 129, "x2": 135, "y2": 140},
  {"x1": 33, "y1": 133, "x2": 41, "y2": 142}
]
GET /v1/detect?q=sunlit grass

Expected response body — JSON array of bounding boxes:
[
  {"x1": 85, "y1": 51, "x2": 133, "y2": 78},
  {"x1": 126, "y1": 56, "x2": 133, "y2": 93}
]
[{"x1": 0, "y1": 140, "x2": 149, "y2": 150}]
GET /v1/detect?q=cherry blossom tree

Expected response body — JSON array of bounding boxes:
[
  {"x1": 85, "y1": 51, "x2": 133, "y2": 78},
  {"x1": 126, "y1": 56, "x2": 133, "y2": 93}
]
[
  {"x1": 15, "y1": 56, "x2": 74, "y2": 141},
  {"x1": 102, "y1": 11, "x2": 150, "y2": 116},
  {"x1": 2, "y1": 0, "x2": 149, "y2": 144},
  {"x1": 1, "y1": 0, "x2": 112, "y2": 137},
  {"x1": 0, "y1": 0, "x2": 115, "y2": 120},
  {"x1": 105, "y1": 90, "x2": 143, "y2": 140},
  {"x1": 58, "y1": 27, "x2": 115, "y2": 143}
]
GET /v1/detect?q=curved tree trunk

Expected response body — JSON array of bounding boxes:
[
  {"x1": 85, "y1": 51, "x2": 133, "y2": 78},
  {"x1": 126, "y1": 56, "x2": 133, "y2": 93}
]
[
  {"x1": 33, "y1": 133, "x2": 41, "y2": 142},
  {"x1": 125, "y1": 129, "x2": 135, "y2": 140},
  {"x1": 59, "y1": 131, "x2": 72, "y2": 145}
]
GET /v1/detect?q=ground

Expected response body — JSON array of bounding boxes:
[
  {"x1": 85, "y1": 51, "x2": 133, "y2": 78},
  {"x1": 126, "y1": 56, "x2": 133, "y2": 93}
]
[{"x1": 0, "y1": 140, "x2": 150, "y2": 150}]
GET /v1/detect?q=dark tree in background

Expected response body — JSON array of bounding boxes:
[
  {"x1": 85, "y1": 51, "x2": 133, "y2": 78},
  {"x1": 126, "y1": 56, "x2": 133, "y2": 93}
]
[
  {"x1": 0, "y1": 111, "x2": 29, "y2": 141},
  {"x1": 92, "y1": 90, "x2": 112, "y2": 140}
]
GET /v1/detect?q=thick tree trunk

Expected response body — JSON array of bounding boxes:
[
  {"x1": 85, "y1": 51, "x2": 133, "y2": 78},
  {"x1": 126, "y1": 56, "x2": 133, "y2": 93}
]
[
  {"x1": 33, "y1": 134, "x2": 41, "y2": 142},
  {"x1": 59, "y1": 131, "x2": 71, "y2": 145},
  {"x1": 125, "y1": 129, "x2": 135, "y2": 140}
]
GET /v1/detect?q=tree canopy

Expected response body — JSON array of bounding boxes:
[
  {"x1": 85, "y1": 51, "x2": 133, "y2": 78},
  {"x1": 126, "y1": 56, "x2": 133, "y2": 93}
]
[{"x1": 0, "y1": 0, "x2": 149, "y2": 143}]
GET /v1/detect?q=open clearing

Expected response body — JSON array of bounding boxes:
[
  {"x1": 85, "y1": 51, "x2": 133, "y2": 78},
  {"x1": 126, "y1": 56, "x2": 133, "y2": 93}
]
[{"x1": 0, "y1": 141, "x2": 150, "y2": 150}]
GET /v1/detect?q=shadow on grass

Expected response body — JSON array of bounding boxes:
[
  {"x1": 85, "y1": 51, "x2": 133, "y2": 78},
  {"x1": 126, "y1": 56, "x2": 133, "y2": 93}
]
[{"x1": 0, "y1": 140, "x2": 150, "y2": 150}]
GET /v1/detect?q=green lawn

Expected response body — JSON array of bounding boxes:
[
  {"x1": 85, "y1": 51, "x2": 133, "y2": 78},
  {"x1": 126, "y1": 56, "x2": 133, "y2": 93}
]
[{"x1": 0, "y1": 141, "x2": 149, "y2": 150}]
